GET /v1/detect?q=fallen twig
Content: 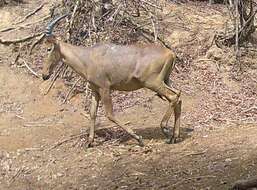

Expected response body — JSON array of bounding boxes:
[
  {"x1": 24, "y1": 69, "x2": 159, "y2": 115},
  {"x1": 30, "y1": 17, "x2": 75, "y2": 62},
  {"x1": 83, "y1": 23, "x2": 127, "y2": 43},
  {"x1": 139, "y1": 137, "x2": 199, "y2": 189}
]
[
  {"x1": 84, "y1": 81, "x2": 90, "y2": 97},
  {"x1": 0, "y1": 27, "x2": 15, "y2": 33},
  {"x1": 44, "y1": 63, "x2": 64, "y2": 95},
  {"x1": 15, "y1": 115, "x2": 25, "y2": 119},
  {"x1": 0, "y1": 32, "x2": 43, "y2": 45},
  {"x1": 106, "y1": 2, "x2": 122, "y2": 22},
  {"x1": 67, "y1": 0, "x2": 79, "y2": 40},
  {"x1": 173, "y1": 175, "x2": 216, "y2": 187},
  {"x1": 24, "y1": 147, "x2": 43, "y2": 151},
  {"x1": 29, "y1": 33, "x2": 45, "y2": 55},
  {"x1": 49, "y1": 132, "x2": 88, "y2": 150},
  {"x1": 49, "y1": 120, "x2": 131, "y2": 150},
  {"x1": 12, "y1": 52, "x2": 21, "y2": 65},
  {"x1": 140, "y1": 0, "x2": 162, "y2": 10},
  {"x1": 150, "y1": 15, "x2": 157, "y2": 42},
  {"x1": 63, "y1": 77, "x2": 81, "y2": 103},
  {"x1": 183, "y1": 150, "x2": 207, "y2": 157},
  {"x1": 81, "y1": 112, "x2": 90, "y2": 120},
  {"x1": 0, "y1": 15, "x2": 50, "y2": 33},
  {"x1": 16, "y1": 3, "x2": 45, "y2": 24},
  {"x1": 21, "y1": 59, "x2": 40, "y2": 78},
  {"x1": 23, "y1": 123, "x2": 49, "y2": 127},
  {"x1": 8, "y1": 167, "x2": 24, "y2": 186}
]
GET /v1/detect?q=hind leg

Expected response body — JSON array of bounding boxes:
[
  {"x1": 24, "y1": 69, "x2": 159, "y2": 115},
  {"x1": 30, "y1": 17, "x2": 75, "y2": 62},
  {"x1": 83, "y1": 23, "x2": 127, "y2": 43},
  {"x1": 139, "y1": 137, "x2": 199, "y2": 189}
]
[
  {"x1": 146, "y1": 81, "x2": 181, "y2": 143},
  {"x1": 159, "y1": 86, "x2": 181, "y2": 140},
  {"x1": 160, "y1": 85, "x2": 181, "y2": 143},
  {"x1": 160, "y1": 104, "x2": 173, "y2": 138},
  {"x1": 170, "y1": 99, "x2": 182, "y2": 143}
]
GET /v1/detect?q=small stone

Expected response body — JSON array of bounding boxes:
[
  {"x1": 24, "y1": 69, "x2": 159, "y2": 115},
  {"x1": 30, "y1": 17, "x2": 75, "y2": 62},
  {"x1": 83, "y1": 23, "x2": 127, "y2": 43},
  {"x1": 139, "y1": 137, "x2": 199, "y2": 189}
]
[
  {"x1": 225, "y1": 158, "x2": 232, "y2": 162},
  {"x1": 57, "y1": 173, "x2": 64, "y2": 177}
]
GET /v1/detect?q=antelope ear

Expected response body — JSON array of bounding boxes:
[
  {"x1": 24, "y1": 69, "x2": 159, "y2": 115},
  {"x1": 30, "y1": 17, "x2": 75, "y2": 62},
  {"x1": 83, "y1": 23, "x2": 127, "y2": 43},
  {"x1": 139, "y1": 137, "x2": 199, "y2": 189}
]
[{"x1": 45, "y1": 35, "x2": 56, "y2": 43}]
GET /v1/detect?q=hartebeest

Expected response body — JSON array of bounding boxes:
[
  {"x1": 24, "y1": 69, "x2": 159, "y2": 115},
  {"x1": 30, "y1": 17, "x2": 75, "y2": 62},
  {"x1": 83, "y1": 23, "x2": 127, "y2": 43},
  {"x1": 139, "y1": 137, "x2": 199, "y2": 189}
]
[{"x1": 42, "y1": 15, "x2": 182, "y2": 147}]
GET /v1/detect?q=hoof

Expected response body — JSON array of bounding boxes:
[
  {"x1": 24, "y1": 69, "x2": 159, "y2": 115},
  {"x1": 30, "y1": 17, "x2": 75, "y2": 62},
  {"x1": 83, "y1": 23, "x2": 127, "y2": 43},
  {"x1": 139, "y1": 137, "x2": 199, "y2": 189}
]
[
  {"x1": 161, "y1": 127, "x2": 171, "y2": 138},
  {"x1": 166, "y1": 137, "x2": 181, "y2": 144},
  {"x1": 138, "y1": 136, "x2": 144, "y2": 147},
  {"x1": 83, "y1": 141, "x2": 94, "y2": 150}
]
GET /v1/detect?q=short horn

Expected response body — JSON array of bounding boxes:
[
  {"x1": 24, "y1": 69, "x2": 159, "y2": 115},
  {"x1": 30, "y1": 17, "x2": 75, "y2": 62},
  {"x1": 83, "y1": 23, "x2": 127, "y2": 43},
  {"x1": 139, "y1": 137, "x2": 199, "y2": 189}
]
[{"x1": 46, "y1": 14, "x2": 70, "y2": 36}]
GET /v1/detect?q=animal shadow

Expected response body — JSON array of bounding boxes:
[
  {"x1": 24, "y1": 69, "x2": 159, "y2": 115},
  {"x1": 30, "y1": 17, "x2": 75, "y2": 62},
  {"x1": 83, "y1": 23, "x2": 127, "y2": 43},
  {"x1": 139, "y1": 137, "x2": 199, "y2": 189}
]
[{"x1": 94, "y1": 126, "x2": 193, "y2": 145}]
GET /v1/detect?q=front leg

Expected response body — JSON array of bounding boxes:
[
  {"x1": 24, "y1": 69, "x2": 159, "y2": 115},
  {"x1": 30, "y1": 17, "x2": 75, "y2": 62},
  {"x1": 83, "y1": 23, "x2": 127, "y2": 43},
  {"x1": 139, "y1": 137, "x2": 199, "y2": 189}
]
[
  {"x1": 99, "y1": 88, "x2": 144, "y2": 147},
  {"x1": 160, "y1": 104, "x2": 173, "y2": 138},
  {"x1": 86, "y1": 90, "x2": 100, "y2": 148}
]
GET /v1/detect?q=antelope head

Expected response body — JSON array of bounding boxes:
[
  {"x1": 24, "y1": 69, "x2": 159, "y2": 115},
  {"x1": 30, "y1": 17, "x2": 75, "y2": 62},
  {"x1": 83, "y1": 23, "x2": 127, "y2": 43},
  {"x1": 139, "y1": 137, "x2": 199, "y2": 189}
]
[{"x1": 42, "y1": 14, "x2": 68, "y2": 80}]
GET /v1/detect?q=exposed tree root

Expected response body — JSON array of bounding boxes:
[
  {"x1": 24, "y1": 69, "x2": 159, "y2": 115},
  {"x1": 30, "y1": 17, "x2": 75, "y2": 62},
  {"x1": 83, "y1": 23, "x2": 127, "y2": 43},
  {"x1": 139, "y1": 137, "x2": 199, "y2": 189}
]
[{"x1": 231, "y1": 178, "x2": 257, "y2": 190}]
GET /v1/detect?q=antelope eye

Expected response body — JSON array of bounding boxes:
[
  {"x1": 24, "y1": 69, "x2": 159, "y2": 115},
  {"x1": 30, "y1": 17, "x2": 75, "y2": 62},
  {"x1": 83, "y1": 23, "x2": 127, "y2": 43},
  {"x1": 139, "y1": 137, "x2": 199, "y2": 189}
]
[{"x1": 47, "y1": 47, "x2": 52, "y2": 52}]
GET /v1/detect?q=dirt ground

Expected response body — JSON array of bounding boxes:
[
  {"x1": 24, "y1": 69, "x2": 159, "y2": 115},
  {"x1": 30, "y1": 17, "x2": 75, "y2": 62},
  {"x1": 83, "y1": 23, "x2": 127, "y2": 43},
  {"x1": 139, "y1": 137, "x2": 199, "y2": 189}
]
[{"x1": 0, "y1": 0, "x2": 257, "y2": 190}]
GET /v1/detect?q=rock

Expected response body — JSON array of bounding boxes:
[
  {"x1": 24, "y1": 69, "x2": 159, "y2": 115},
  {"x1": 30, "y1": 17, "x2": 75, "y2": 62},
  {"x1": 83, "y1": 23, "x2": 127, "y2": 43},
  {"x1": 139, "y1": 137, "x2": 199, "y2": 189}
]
[{"x1": 206, "y1": 46, "x2": 223, "y2": 61}]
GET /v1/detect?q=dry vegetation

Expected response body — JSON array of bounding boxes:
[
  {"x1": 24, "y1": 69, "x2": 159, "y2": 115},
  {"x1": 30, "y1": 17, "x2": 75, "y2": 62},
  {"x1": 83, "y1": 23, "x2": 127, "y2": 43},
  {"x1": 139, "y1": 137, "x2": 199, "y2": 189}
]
[{"x1": 0, "y1": 0, "x2": 23, "y2": 6}]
